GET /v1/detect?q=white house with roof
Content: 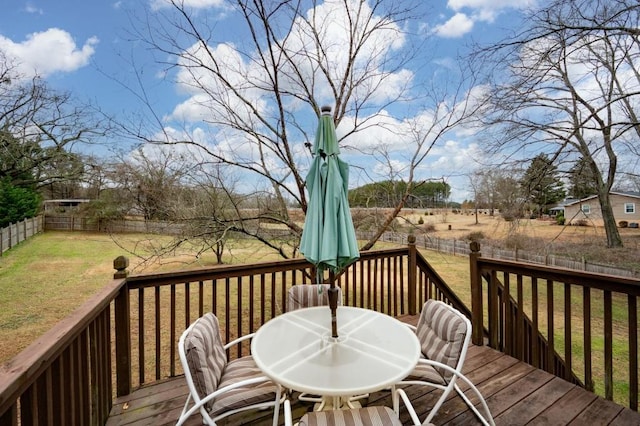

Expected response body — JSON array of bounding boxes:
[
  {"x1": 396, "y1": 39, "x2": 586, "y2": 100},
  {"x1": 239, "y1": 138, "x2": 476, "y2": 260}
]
[{"x1": 561, "y1": 192, "x2": 640, "y2": 226}]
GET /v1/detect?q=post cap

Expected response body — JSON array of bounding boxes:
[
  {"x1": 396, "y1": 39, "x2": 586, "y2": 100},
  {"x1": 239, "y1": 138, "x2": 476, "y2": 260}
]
[{"x1": 321, "y1": 105, "x2": 332, "y2": 114}]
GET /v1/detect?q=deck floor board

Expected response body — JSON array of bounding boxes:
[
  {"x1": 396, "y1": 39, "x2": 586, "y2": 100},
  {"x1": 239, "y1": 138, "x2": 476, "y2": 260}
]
[{"x1": 106, "y1": 315, "x2": 640, "y2": 426}]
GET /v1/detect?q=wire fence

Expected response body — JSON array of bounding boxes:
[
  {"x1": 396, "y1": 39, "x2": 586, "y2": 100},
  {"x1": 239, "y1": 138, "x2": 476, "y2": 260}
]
[
  {"x1": 364, "y1": 231, "x2": 640, "y2": 278},
  {"x1": 38, "y1": 214, "x2": 640, "y2": 279}
]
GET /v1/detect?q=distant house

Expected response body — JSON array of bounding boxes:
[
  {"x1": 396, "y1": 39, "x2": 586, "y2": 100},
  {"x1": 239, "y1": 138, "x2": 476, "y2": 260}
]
[
  {"x1": 562, "y1": 192, "x2": 640, "y2": 226},
  {"x1": 43, "y1": 199, "x2": 91, "y2": 214}
]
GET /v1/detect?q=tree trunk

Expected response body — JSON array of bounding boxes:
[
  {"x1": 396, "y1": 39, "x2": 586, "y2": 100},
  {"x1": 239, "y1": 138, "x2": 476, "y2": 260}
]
[{"x1": 598, "y1": 192, "x2": 624, "y2": 248}]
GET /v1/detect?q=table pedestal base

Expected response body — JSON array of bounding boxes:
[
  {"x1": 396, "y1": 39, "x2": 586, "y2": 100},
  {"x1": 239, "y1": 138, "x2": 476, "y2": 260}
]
[{"x1": 314, "y1": 395, "x2": 364, "y2": 411}]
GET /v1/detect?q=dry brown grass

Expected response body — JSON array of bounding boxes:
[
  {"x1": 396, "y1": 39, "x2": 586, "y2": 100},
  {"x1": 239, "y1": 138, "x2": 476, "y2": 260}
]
[{"x1": 398, "y1": 209, "x2": 640, "y2": 271}]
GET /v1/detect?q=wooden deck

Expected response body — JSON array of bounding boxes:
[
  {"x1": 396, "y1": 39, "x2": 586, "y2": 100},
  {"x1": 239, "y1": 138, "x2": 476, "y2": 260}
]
[{"x1": 106, "y1": 316, "x2": 640, "y2": 426}]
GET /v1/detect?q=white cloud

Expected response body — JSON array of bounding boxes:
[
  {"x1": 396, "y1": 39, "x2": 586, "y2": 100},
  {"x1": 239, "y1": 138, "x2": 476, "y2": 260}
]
[
  {"x1": 150, "y1": 0, "x2": 226, "y2": 11},
  {"x1": 25, "y1": 3, "x2": 44, "y2": 14},
  {"x1": 0, "y1": 28, "x2": 98, "y2": 78},
  {"x1": 432, "y1": 0, "x2": 537, "y2": 39},
  {"x1": 433, "y1": 13, "x2": 475, "y2": 38}
]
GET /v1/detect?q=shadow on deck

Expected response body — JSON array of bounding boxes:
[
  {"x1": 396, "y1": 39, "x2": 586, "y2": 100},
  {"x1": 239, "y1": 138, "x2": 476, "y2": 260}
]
[{"x1": 106, "y1": 316, "x2": 640, "y2": 426}]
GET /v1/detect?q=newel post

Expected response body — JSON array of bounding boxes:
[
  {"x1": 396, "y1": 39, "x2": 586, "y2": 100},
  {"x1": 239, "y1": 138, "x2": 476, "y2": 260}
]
[
  {"x1": 469, "y1": 242, "x2": 484, "y2": 346},
  {"x1": 408, "y1": 234, "x2": 417, "y2": 315},
  {"x1": 113, "y1": 256, "x2": 132, "y2": 396}
]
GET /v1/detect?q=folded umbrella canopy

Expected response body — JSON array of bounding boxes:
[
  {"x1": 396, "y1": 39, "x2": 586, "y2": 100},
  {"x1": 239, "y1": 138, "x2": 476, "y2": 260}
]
[{"x1": 300, "y1": 105, "x2": 360, "y2": 337}]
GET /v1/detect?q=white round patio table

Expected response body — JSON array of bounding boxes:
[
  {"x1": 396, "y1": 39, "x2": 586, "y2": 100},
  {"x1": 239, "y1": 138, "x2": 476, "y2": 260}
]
[{"x1": 251, "y1": 306, "x2": 420, "y2": 404}]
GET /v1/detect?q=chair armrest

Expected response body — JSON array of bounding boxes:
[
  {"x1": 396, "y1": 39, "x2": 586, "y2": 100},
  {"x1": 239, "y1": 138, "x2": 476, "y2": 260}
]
[
  {"x1": 400, "y1": 359, "x2": 495, "y2": 426},
  {"x1": 404, "y1": 323, "x2": 417, "y2": 332},
  {"x1": 176, "y1": 375, "x2": 272, "y2": 426},
  {"x1": 224, "y1": 332, "x2": 256, "y2": 350}
]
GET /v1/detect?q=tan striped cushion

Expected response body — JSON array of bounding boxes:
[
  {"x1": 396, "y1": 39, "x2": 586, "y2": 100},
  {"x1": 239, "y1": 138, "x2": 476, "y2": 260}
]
[
  {"x1": 286, "y1": 284, "x2": 343, "y2": 311},
  {"x1": 405, "y1": 360, "x2": 447, "y2": 385},
  {"x1": 415, "y1": 300, "x2": 467, "y2": 381},
  {"x1": 209, "y1": 355, "x2": 280, "y2": 417},
  {"x1": 299, "y1": 406, "x2": 402, "y2": 426},
  {"x1": 184, "y1": 313, "x2": 228, "y2": 407}
]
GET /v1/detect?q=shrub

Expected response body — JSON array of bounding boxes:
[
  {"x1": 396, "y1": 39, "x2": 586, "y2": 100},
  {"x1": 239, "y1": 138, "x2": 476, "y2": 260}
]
[
  {"x1": 466, "y1": 231, "x2": 485, "y2": 242},
  {"x1": 619, "y1": 220, "x2": 629, "y2": 228},
  {"x1": 418, "y1": 216, "x2": 424, "y2": 224},
  {"x1": 422, "y1": 222, "x2": 436, "y2": 232},
  {"x1": 555, "y1": 213, "x2": 565, "y2": 225},
  {"x1": 504, "y1": 233, "x2": 527, "y2": 250},
  {"x1": 573, "y1": 219, "x2": 589, "y2": 227}
]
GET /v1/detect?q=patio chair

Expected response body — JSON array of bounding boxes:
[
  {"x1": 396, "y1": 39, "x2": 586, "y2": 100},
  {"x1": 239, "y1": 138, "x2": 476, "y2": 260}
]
[
  {"x1": 283, "y1": 388, "x2": 424, "y2": 426},
  {"x1": 176, "y1": 312, "x2": 283, "y2": 426},
  {"x1": 286, "y1": 283, "x2": 342, "y2": 312},
  {"x1": 397, "y1": 299, "x2": 495, "y2": 426}
]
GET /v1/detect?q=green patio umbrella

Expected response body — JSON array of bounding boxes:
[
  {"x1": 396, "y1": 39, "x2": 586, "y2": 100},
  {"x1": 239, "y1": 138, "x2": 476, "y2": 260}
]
[{"x1": 300, "y1": 105, "x2": 360, "y2": 337}]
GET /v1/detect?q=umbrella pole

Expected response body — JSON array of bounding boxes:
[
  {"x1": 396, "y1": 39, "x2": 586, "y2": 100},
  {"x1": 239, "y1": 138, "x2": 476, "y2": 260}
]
[{"x1": 328, "y1": 270, "x2": 339, "y2": 338}]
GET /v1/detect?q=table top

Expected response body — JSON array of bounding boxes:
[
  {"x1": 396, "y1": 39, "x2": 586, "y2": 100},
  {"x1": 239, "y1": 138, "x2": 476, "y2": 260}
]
[{"x1": 251, "y1": 306, "x2": 420, "y2": 397}]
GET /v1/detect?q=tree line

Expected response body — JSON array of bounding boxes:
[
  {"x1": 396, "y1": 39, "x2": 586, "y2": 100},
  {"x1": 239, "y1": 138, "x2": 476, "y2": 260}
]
[{"x1": 1, "y1": 0, "x2": 639, "y2": 257}]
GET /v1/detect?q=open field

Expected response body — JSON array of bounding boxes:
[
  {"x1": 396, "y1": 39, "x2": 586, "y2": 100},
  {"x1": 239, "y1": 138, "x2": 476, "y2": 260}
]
[{"x1": 397, "y1": 209, "x2": 640, "y2": 270}]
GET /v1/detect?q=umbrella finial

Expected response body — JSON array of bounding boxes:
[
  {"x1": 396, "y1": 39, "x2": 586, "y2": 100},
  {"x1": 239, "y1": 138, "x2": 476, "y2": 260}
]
[{"x1": 321, "y1": 105, "x2": 332, "y2": 115}]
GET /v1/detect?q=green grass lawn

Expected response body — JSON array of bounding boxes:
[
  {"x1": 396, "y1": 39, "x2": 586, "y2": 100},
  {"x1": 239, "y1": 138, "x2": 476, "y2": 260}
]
[{"x1": 0, "y1": 231, "x2": 471, "y2": 363}]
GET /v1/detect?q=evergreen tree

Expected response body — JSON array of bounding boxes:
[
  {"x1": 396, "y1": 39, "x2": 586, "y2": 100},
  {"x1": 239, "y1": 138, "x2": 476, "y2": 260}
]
[
  {"x1": 568, "y1": 157, "x2": 598, "y2": 199},
  {"x1": 520, "y1": 154, "x2": 566, "y2": 216},
  {"x1": 0, "y1": 178, "x2": 40, "y2": 228}
]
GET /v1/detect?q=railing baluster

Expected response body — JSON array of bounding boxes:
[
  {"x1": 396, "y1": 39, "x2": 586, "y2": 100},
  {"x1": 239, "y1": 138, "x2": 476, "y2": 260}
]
[
  {"x1": 584, "y1": 286, "x2": 593, "y2": 392},
  {"x1": 170, "y1": 284, "x2": 176, "y2": 377},
  {"x1": 547, "y1": 279, "x2": 554, "y2": 373},
  {"x1": 629, "y1": 295, "x2": 638, "y2": 411},
  {"x1": 564, "y1": 282, "x2": 572, "y2": 382},
  {"x1": 532, "y1": 277, "x2": 539, "y2": 368},
  {"x1": 184, "y1": 281, "x2": 191, "y2": 330},
  {"x1": 155, "y1": 286, "x2": 161, "y2": 380},
  {"x1": 237, "y1": 276, "x2": 243, "y2": 358},
  {"x1": 604, "y1": 290, "x2": 613, "y2": 401},
  {"x1": 138, "y1": 287, "x2": 145, "y2": 385},
  {"x1": 249, "y1": 275, "x2": 255, "y2": 334},
  {"x1": 198, "y1": 280, "x2": 204, "y2": 317},
  {"x1": 503, "y1": 272, "x2": 511, "y2": 354},
  {"x1": 260, "y1": 274, "x2": 266, "y2": 321},
  {"x1": 517, "y1": 275, "x2": 524, "y2": 360},
  {"x1": 225, "y1": 277, "x2": 231, "y2": 347}
]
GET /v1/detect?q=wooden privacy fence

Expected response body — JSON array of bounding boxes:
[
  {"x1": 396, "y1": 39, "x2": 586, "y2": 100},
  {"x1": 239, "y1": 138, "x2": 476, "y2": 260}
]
[
  {"x1": 0, "y1": 216, "x2": 43, "y2": 255},
  {"x1": 470, "y1": 241, "x2": 640, "y2": 411}
]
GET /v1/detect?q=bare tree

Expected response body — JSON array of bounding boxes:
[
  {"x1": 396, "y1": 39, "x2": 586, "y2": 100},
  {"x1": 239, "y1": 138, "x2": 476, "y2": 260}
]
[
  {"x1": 0, "y1": 52, "x2": 105, "y2": 190},
  {"x1": 115, "y1": 0, "x2": 484, "y2": 258},
  {"x1": 477, "y1": 0, "x2": 640, "y2": 247}
]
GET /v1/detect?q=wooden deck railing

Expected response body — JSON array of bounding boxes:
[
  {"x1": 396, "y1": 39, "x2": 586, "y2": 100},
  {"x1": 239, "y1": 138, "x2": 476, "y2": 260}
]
[
  {"x1": 469, "y1": 241, "x2": 640, "y2": 411},
  {"x1": 0, "y1": 240, "x2": 467, "y2": 425},
  {"x1": 0, "y1": 277, "x2": 124, "y2": 425},
  {"x1": 3, "y1": 237, "x2": 638, "y2": 425}
]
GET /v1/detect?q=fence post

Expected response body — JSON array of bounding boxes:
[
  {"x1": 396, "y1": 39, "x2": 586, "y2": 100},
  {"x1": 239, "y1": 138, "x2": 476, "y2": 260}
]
[
  {"x1": 113, "y1": 256, "x2": 132, "y2": 397},
  {"x1": 469, "y1": 241, "x2": 484, "y2": 345},
  {"x1": 407, "y1": 234, "x2": 417, "y2": 315}
]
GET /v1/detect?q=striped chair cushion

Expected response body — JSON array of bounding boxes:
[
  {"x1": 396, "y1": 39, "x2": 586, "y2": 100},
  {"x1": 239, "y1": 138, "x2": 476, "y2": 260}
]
[
  {"x1": 415, "y1": 300, "x2": 467, "y2": 381},
  {"x1": 286, "y1": 284, "x2": 343, "y2": 311},
  {"x1": 183, "y1": 313, "x2": 228, "y2": 407},
  {"x1": 209, "y1": 355, "x2": 280, "y2": 417},
  {"x1": 298, "y1": 406, "x2": 402, "y2": 426}
]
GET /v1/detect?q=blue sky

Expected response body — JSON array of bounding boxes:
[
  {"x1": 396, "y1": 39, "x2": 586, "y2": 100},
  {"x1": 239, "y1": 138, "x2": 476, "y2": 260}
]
[{"x1": 0, "y1": 0, "x2": 537, "y2": 201}]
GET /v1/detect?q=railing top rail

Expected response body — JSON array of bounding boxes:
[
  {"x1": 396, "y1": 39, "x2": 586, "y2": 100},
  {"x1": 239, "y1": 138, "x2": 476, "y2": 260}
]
[
  {"x1": 0, "y1": 278, "x2": 127, "y2": 416},
  {"x1": 476, "y1": 256, "x2": 640, "y2": 295},
  {"x1": 124, "y1": 247, "x2": 410, "y2": 288}
]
